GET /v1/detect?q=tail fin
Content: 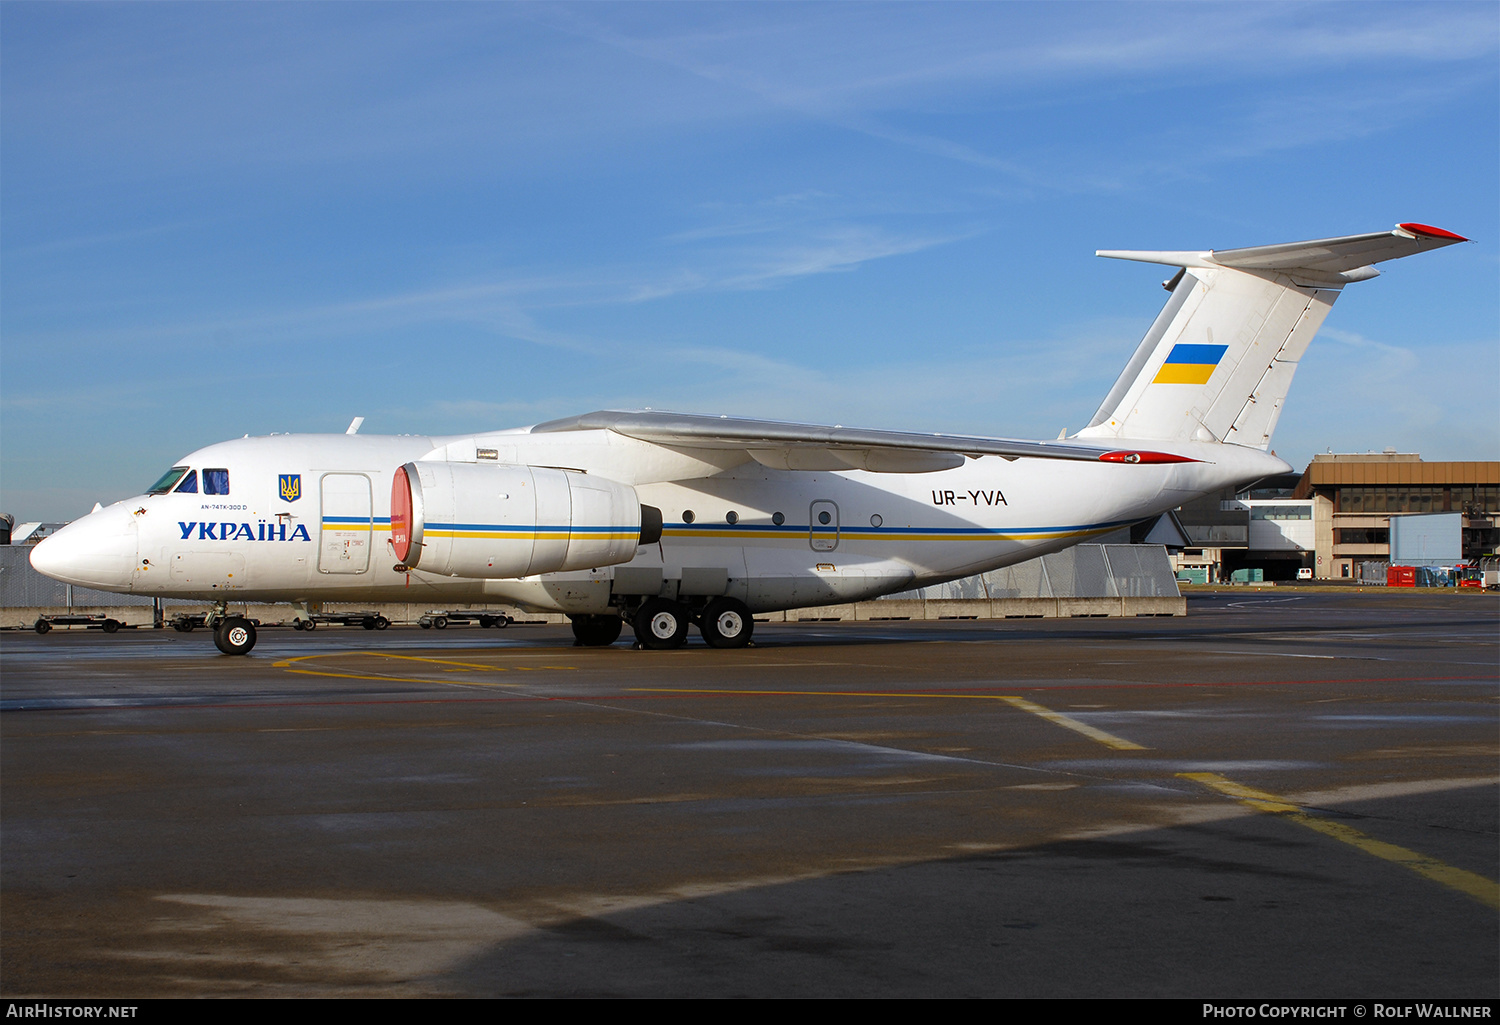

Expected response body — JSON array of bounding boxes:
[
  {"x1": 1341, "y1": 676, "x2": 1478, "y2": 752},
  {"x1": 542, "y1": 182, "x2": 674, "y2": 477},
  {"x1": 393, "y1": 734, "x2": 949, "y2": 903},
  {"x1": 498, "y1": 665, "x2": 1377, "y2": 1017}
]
[{"x1": 1076, "y1": 223, "x2": 1467, "y2": 449}]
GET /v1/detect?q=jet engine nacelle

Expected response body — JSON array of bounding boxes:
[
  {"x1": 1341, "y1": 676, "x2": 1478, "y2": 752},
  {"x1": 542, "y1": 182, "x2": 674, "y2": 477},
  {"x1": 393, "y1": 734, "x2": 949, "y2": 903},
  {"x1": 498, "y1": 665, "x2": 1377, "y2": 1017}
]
[{"x1": 390, "y1": 461, "x2": 661, "y2": 578}]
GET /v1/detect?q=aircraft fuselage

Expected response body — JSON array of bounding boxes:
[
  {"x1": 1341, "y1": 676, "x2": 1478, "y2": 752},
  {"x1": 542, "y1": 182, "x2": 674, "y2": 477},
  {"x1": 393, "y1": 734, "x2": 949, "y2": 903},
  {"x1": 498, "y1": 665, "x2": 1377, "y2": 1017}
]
[{"x1": 33, "y1": 429, "x2": 1285, "y2": 615}]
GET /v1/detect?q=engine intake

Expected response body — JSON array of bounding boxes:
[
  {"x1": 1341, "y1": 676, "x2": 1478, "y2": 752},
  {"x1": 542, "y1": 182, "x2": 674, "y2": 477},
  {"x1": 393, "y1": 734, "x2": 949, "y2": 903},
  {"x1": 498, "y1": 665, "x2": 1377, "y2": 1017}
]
[{"x1": 391, "y1": 461, "x2": 653, "y2": 578}]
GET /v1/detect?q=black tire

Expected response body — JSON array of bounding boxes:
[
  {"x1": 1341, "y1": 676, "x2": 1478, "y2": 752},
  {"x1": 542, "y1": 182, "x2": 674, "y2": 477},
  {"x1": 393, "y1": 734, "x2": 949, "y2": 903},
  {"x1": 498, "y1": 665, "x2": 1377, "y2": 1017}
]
[
  {"x1": 493, "y1": 615, "x2": 508, "y2": 629},
  {"x1": 362, "y1": 616, "x2": 377, "y2": 631},
  {"x1": 633, "y1": 599, "x2": 690, "y2": 650},
  {"x1": 419, "y1": 618, "x2": 432, "y2": 629},
  {"x1": 433, "y1": 616, "x2": 448, "y2": 630},
  {"x1": 374, "y1": 616, "x2": 389, "y2": 630},
  {"x1": 213, "y1": 617, "x2": 256, "y2": 656},
  {"x1": 478, "y1": 616, "x2": 494, "y2": 628},
  {"x1": 700, "y1": 598, "x2": 753, "y2": 649},
  {"x1": 570, "y1": 614, "x2": 623, "y2": 647},
  {"x1": 34, "y1": 619, "x2": 51, "y2": 635},
  {"x1": 102, "y1": 619, "x2": 120, "y2": 634},
  {"x1": 181, "y1": 620, "x2": 196, "y2": 633}
]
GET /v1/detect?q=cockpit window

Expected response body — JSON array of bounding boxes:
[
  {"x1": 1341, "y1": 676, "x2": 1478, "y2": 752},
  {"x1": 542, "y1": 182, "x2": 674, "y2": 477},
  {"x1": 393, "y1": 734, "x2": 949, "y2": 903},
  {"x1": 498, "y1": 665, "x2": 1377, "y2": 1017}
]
[
  {"x1": 173, "y1": 470, "x2": 199, "y2": 494},
  {"x1": 203, "y1": 469, "x2": 230, "y2": 495},
  {"x1": 147, "y1": 467, "x2": 190, "y2": 494}
]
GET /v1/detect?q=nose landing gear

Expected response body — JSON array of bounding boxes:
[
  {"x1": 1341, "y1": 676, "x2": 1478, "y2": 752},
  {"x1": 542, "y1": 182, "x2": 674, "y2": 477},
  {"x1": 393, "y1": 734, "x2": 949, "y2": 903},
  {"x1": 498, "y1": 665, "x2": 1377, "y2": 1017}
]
[{"x1": 208, "y1": 603, "x2": 257, "y2": 656}]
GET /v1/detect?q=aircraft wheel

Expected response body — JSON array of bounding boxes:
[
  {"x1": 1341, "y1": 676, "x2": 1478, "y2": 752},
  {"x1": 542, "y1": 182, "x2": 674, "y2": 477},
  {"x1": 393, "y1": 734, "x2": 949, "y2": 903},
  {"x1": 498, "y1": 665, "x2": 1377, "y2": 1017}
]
[
  {"x1": 374, "y1": 616, "x2": 390, "y2": 630},
  {"x1": 102, "y1": 619, "x2": 120, "y2": 634},
  {"x1": 570, "y1": 614, "x2": 623, "y2": 647},
  {"x1": 634, "y1": 599, "x2": 689, "y2": 650},
  {"x1": 362, "y1": 616, "x2": 377, "y2": 631},
  {"x1": 700, "y1": 598, "x2": 753, "y2": 649},
  {"x1": 433, "y1": 616, "x2": 448, "y2": 630},
  {"x1": 214, "y1": 617, "x2": 257, "y2": 656},
  {"x1": 34, "y1": 619, "x2": 51, "y2": 635}
]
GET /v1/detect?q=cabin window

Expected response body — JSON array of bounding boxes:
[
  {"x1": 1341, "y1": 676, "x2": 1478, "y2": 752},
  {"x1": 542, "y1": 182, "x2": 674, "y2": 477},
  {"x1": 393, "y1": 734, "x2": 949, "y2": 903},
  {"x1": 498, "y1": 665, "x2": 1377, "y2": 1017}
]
[
  {"x1": 203, "y1": 469, "x2": 230, "y2": 495},
  {"x1": 147, "y1": 467, "x2": 190, "y2": 494},
  {"x1": 174, "y1": 471, "x2": 199, "y2": 494},
  {"x1": 772, "y1": 512, "x2": 785, "y2": 526}
]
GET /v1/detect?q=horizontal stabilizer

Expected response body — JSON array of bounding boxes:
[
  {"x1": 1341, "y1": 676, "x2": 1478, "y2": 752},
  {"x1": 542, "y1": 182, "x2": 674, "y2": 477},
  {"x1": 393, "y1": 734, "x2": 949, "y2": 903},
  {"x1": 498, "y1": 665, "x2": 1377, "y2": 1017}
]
[{"x1": 1098, "y1": 223, "x2": 1467, "y2": 286}]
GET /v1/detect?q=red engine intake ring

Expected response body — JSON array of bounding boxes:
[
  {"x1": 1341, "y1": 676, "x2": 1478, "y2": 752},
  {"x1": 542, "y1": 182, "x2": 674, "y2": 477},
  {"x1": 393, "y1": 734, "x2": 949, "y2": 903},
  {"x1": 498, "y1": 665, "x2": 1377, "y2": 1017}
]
[{"x1": 390, "y1": 464, "x2": 416, "y2": 565}]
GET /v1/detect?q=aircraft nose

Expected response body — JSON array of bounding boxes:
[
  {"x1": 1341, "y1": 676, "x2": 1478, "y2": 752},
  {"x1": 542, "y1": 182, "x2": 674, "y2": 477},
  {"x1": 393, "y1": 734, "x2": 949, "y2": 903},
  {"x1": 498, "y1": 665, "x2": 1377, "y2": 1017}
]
[{"x1": 29, "y1": 509, "x2": 139, "y2": 590}]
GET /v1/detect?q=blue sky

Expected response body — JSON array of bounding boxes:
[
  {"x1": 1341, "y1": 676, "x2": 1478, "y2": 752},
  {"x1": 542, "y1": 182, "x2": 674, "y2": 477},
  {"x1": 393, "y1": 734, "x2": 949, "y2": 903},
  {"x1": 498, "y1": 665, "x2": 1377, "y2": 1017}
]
[{"x1": 3, "y1": 2, "x2": 1496, "y2": 520}]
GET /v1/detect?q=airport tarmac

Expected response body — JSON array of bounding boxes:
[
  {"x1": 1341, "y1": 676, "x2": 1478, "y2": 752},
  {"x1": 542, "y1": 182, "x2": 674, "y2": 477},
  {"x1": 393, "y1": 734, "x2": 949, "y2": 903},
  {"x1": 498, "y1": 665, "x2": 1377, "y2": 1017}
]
[{"x1": 2, "y1": 593, "x2": 1496, "y2": 998}]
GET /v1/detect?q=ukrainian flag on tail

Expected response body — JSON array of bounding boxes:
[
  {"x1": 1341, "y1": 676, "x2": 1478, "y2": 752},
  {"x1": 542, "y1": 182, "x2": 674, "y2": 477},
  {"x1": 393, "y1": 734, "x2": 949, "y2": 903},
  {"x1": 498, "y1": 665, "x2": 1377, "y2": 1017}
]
[{"x1": 1152, "y1": 343, "x2": 1228, "y2": 385}]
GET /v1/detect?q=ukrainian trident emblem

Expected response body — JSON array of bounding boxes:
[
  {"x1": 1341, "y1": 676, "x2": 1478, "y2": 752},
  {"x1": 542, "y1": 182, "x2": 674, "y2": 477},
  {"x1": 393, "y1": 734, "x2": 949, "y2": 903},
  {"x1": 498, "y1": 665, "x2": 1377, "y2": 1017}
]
[{"x1": 279, "y1": 474, "x2": 301, "y2": 503}]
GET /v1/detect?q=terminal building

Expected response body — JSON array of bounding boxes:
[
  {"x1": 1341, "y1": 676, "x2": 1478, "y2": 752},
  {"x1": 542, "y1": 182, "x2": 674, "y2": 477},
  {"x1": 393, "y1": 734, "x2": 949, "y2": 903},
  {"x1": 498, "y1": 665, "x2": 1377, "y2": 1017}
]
[{"x1": 1170, "y1": 451, "x2": 1500, "y2": 582}]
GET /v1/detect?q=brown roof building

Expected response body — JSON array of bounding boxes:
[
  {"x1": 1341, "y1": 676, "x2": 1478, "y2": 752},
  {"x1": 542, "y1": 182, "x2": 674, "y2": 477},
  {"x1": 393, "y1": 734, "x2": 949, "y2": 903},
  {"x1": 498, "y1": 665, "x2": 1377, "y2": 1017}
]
[{"x1": 1292, "y1": 452, "x2": 1499, "y2": 577}]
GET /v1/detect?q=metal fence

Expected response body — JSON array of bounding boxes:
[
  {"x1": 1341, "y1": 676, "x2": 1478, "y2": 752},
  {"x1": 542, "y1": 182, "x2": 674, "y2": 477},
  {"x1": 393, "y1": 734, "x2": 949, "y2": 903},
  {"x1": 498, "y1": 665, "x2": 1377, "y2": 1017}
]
[
  {"x1": 882, "y1": 544, "x2": 1180, "y2": 600},
  {"x1": 0, "y1": 547, "x2": 168, "y2": 607}
]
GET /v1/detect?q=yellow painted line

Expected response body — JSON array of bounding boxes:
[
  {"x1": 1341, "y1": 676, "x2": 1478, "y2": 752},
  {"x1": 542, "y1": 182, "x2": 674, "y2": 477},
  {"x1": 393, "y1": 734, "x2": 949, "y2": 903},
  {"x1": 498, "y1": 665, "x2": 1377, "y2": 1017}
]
[
  {"x1": 279, "y1": 668, "x2": 515, "y2": 689},
  {"x1": 269, "y1": 652, "x2": 578, "y2": 689},
  {"x1": 273, "y1": 652, "x2": 508, "y2": 672},
  {"x1": 352, "y1": 652, "x2": 520, "y2": 672},
  {"x1": 631, "y1": 688, "x2": 1147, "y2": 751},
  {"x1": 1181, "y1": 772, "x2": 1500, "y2": 911},
  {"x1": 998, "y1": 696, "x2": 1148, "y2": 751}
]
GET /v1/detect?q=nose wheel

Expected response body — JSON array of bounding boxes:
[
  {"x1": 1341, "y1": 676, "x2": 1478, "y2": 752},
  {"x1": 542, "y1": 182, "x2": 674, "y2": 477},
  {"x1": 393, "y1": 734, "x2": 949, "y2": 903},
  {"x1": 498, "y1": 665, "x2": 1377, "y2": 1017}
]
[{"x1": 213, "y1": 616, "x2": 257, "y2": 656}]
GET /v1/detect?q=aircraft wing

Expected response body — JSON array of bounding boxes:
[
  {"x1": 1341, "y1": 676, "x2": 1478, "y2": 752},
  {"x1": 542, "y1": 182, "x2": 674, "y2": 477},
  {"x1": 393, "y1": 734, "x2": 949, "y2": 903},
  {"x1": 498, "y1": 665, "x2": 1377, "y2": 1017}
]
[{"x1": 529, "y1": 409, "x2": 1182, "y2": 473}]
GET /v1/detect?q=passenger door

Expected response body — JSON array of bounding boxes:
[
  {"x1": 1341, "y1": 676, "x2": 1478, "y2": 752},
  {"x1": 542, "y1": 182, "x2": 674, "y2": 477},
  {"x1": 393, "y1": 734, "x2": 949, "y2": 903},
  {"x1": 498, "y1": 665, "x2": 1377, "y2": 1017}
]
[{"x1": 319, "y1": 473, "x2": 372, "y2": 574}]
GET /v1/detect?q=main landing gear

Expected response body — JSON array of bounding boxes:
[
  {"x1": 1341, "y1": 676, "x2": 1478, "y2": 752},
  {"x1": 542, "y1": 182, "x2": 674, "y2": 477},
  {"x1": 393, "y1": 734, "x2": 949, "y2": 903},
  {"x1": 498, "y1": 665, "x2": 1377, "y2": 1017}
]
[
  {"x1": 698, "y1": 597, "x2": 753, "y2": 649},
  {"x1": 634, "y1": 598, "x2": 690, "y2": 650},
  {"x1": 588, "y1": 597, "x2": 754, "y2": 651},
  {"x1": 569, "y1": 599, "x2": 755, "y2": 650},
  {"x1": 570, "y1": 614, "x2": 624, "y2": 647}
]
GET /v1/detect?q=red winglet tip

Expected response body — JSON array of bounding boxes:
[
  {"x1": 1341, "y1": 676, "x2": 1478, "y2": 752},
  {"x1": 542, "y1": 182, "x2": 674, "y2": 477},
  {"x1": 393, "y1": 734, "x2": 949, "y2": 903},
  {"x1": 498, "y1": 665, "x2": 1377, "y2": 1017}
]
[
  {"x1": 1100, "y1": 450, "x2": 1199, "y2": 465},
  {"x1": 1399, "y1": 223, "x2": 1468, "y2": 242}
]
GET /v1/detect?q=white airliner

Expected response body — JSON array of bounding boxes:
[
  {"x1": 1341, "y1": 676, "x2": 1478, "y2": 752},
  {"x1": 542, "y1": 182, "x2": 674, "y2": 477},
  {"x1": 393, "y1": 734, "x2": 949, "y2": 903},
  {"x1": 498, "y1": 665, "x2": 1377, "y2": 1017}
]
[{"x1": 30, "y1": 224, "x2": 1467, "y2": 654}]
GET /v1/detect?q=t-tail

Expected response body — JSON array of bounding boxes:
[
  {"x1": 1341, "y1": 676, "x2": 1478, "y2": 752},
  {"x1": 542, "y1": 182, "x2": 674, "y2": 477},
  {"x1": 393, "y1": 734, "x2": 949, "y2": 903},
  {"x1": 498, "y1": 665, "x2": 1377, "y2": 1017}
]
[{"x1": 1075, "y1": 223, "x2": 1468, "y2": 450}]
